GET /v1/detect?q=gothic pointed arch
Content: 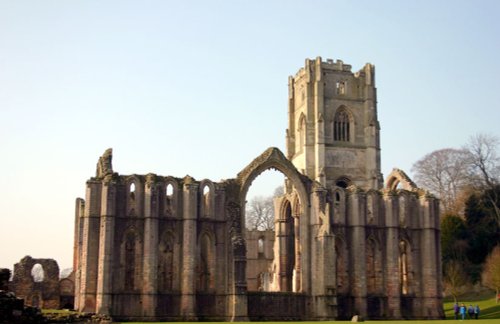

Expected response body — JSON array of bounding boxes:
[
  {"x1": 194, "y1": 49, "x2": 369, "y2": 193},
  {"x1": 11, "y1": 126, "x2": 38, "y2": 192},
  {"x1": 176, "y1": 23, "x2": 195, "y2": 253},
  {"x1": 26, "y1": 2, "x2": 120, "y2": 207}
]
[
  {"x1": 385, "y1": 168, "x2": 418, "y2": 191},
  {"x1": 126, "y1": 175, "x2": 143, "y2": 217},
  {"x1": 197, "y1": 230, "x2": 216, "y2": 292},
  {"x1": 398, "y1": 238, "x2": 413, "y2": 295},
  {"x1": 237, "y1": 147, "x2": 310, "y2": 211},
  {"x1": 163, "y1": 176, "x2": 180, "y2": 218},
  {"x1": 121, "y1": 227, "x2": 142, "y2": 291},
  {"x1": 297, "y1": 113, "x2": 307, "y2": 150},
  {"x1": 333, "y1": 106, "x2": 354, "y2": 142},
  {"x1": 199, "y1": 179, "x2": 215, "y2": 219},
  {"x1": 158, "y1": 230, "x2": 178, "y2": 292},
  {"x1": 365, "y1": 235, "x2": 382, "y2": 294}
]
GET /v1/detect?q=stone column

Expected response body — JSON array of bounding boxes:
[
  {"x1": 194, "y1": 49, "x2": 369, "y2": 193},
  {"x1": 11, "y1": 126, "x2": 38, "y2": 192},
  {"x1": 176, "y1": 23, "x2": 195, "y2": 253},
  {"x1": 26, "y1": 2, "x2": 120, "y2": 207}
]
[
  {"x1": 349, "y1": 189, "x2": 367, "y2": 317},
  {"x1": 180, "y1": 177, "x2": 198, "y2": 320},
  {"x1": 226, "y1": 201, "x2": 248, "y2": 321},
  {"x1": 420, "y1": 195, "x2": 442, "y2": 318},
  {"x1": 310, "y1": 187, "x2": 335, "y2": 319},
  {"x1": 78, "y1": 180, "x2": 102, "y2": 313},
  {"x1": 293, "y1": 213, "x2": 301, "y2": 292},
  {"x1": 313, "y1": 56, "x2": 326, "y2": 185},
  {"x1": 383, "y1": 192, "x2": 401, "y2": 318},
  {"x1": 142, "y1": 174, "x2": 159, "y2": 318},
  {"x1": 73, "y1": 198, "x2": 85, "y2": 311},
  {"x1": 96, "y1": 176, "x2": 116, "y2": 315}
]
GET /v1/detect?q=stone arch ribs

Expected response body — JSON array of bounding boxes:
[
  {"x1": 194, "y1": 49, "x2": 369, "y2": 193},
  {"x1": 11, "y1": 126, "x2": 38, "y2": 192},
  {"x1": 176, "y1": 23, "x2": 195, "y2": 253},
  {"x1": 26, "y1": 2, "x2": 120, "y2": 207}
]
[
  {"x1": 237, "y1": 147, "x2": 311, "y2": 208},
  {"x1": 385, "y1": 168, "x2": 418, "y2": 191}
]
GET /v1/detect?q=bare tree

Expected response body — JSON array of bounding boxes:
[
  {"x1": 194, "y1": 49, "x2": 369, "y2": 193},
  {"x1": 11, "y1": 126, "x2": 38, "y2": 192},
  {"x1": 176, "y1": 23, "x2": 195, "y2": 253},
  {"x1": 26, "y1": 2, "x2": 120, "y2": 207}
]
[
  {"x1": 443, "y1": 260, "x2": 468, "y2": 303},
  {"x1": 245, "y1": 186, "x2": 283, "y2": 231},
  {"x1": 465, "y1": 134, "x2": 500, "y2": 226},
  {"x1": 412, "y1": 148, "x2": 472, "y2": 213},
  {"x1": 465, "y1": 134, "x2": 500, "y2": 187},
  {"x1": 483, "y1": 245, "x2": 500, "y2": 304},
  {"x1": 245, "y1": 195, "x2": 274, "y2": 230}
]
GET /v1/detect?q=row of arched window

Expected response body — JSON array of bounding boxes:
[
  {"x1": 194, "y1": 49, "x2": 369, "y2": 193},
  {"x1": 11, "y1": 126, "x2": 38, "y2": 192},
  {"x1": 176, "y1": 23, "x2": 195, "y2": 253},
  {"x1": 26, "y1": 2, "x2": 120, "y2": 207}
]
[
  {"x1": 335, "y1": 237, "x2": 412, "y2": 295},
  {"x1": 120, "y1": 229, "x2": 216, "y2": 293},
  {"x1": 124, "y1": 181, "x2": 215, "y2": 218},
  {"x1": 296, "y1": 107, "x2": 353, "y2": 152}
]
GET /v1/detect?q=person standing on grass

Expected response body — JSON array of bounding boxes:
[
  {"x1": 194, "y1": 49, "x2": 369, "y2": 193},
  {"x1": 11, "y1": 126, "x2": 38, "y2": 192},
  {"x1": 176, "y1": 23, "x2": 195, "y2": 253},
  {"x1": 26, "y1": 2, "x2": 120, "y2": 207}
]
[
  {"x1": 453, "y1": 302, "x2": 459, "y2": 319},
  {"x1": 474, "y1": 305, "x2": 480, "y2": 319},
  {"x1": 460, "y1": 303, "x2": 466, "y2": 320},
  {"x1": 468, "y1": 304, "x2": 474, "y2": 319}
]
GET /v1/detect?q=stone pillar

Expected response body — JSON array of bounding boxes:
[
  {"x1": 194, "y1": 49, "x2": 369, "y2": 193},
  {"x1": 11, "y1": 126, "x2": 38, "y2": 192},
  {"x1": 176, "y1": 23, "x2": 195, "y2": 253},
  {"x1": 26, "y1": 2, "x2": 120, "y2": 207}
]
[
  {"x1": 180, "y1": 177, "x2": 198, "y2": 320},
  {"x1": 78, "y1": 180, "x2": 102, "y2": 313},
  {"x1": 309, "y1": 187, "x2": 335, "y2": 319},
  {"x1": 313, "y1": 56, "x2": 326, "y2": 185},
  {"x1": 348, "y1": 189, "x2": 367, "y2": 317},
  {"x1": 142, "y1": 174, "x2": 159, "y2": 318},
  {"x1": 293, "y1": 213, "x2": 301, "y2": 292},
  {"x1": 383, "y1": 192, "x2": 401, "y2": 318},
  {"x1": 226, "y1": 200, "x2": 248, "y2": 321},
  {"x1": 73, "y1": 198, "x2": 85, "y2": 311},
  {"x1": 96, "y1": 176, "x2": 116, "y2": 315},
  {"x1": 420, "y1": 195, "x2": 442, "y2": 318}
]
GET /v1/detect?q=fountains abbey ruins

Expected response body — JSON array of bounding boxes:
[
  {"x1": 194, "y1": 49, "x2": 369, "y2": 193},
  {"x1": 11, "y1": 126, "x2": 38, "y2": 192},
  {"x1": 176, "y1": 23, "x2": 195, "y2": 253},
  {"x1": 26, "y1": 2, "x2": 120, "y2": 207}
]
[{"x1": 73, "y1": 57, "x2": 444, "y2": 321}]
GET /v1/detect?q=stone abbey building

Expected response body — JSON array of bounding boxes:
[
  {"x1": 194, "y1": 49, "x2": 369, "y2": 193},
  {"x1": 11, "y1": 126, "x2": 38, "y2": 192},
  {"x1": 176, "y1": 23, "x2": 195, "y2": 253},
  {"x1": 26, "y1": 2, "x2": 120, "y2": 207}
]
[{"x1": 73, "y1": 57, "x2": 443, "y2": 321}]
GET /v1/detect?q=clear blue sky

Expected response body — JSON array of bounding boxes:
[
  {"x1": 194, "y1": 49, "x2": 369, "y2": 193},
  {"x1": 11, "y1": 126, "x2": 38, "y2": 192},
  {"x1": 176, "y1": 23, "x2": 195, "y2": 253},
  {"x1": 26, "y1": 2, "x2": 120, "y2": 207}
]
[{"x1": 1, "y1": 0, "x2": 499, "y2": 271}]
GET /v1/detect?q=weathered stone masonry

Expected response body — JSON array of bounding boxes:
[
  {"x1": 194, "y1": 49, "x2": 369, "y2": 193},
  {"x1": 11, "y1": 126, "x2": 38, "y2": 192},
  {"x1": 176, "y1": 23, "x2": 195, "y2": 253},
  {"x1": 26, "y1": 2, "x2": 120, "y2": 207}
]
[{"x1": 73, "y1": 57, "x2": 444, "y2": 321}]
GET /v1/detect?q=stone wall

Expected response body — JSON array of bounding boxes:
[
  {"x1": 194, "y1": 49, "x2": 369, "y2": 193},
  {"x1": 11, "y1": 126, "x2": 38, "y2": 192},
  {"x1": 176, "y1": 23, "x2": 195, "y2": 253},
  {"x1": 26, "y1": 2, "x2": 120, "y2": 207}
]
[{"x1": 10, "y1": 256, "x2": 75, "y2": 310}]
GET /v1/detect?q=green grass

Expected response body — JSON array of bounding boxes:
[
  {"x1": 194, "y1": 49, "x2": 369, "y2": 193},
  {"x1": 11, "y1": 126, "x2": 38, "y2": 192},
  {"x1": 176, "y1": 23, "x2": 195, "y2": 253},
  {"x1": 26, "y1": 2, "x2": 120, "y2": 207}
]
[
  {"x1": 443, "y1": 289, "x2": 500, "y2": 320},
  {"x1": 47, "y1": 291, "x2": 499, "y2": 323}
]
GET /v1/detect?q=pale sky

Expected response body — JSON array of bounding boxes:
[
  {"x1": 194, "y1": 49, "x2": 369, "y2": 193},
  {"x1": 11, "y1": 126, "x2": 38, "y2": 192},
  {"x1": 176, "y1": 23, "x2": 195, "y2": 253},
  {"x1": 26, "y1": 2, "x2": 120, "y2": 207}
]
[{"x1": 1, "y1": 0, "x2": 499, "y2": 271}]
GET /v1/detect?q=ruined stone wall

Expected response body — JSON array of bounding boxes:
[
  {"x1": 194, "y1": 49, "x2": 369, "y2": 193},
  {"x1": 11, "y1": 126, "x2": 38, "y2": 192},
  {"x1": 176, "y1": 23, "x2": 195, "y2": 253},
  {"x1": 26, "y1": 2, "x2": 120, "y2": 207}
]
[
  {"x1": 11, "y1": 256, "x2": 60, "y2": 309},
  {"x1": 244, "y1": 230, "x2": 274, "y2": 291},
  {"x1": 324, "y1": 184, "x2": 442, "y2": 319},
  {"x1": 75, "y1": 166, "x2": 233, "y2": 321}
]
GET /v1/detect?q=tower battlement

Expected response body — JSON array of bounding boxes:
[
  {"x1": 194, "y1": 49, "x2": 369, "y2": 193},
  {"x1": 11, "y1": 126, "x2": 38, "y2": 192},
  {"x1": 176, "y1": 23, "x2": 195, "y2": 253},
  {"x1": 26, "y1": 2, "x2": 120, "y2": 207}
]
[{"x1": 292, "y1": 57, "x2": 374, "y2": 85}]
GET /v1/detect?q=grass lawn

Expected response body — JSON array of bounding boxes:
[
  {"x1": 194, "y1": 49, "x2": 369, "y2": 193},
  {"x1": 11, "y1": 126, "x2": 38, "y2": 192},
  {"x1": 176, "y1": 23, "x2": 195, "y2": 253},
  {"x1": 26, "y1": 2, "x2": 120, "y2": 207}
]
[
  {"x1": 122, "y1": 293, "x2": 500, "y2": 323},
  {"x1": 46, "y1": 291, "x2": 500, "y2": 323},
  {"x1": 443, "y1": 289, "x2": 500, "y2": 320}
]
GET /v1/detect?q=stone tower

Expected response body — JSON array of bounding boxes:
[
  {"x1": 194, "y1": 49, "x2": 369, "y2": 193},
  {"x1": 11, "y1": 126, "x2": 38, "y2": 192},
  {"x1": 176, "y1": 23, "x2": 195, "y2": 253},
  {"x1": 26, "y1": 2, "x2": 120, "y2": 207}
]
[{"x1": 286, "y1": 57, "x2": 383, "y2": 190}]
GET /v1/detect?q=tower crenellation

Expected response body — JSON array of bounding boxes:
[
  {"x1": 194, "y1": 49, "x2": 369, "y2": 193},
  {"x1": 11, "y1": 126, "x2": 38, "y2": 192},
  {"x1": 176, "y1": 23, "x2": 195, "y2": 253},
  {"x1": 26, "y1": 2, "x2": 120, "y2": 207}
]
[{"x1": 287, "y1": 57, "x2": 382, "y2": 190}]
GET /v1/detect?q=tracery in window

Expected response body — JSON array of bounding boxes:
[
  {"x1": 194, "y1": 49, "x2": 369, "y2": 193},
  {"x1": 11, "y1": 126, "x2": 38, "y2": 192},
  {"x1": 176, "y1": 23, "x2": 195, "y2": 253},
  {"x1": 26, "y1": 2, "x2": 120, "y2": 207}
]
[{"x1": 333, "y1": 109, "x2": 351, "y2": 142}]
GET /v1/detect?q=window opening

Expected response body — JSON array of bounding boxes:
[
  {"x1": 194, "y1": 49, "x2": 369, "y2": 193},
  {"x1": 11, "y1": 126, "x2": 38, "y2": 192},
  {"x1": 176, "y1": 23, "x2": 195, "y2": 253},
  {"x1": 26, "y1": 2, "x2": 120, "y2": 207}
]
[
  {"x1": 258, "y1": 237, "x2": 265, "y2": 258},
  {"x1": 166, "y1": 183, "x2": 173, "y2": 197},
  {"x1": 334, "y1": 109, "x2": 350, "y2": 142},
  {"x1": 31, "y1": 263, "x2": 44, "y2": 282}
]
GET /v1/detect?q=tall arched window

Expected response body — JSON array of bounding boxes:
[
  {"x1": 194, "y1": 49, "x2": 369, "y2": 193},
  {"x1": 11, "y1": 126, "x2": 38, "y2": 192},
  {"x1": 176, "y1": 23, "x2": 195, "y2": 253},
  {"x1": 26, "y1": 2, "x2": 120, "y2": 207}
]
[
  {"x1": 158, "y1": 234, "x2": 175, "y2": 292},
  {"x1": 399, "y1": 240, "x2": 410, "y2": 295},
  {"x1": 125, "y1": 232, "x2": 136, "y2": 290},
  {"x1": 258, "y1": 237, "x2": 265, "y2": 258},
  {"x1": 297, "y1": 114, "x2": 306, "y2": 151},
  {"x1": 197, "y1": 233, "x2": 215, "y2": 292},
  {"x1": 333, "y1": 109, "x2": 351, "y2": 142}
]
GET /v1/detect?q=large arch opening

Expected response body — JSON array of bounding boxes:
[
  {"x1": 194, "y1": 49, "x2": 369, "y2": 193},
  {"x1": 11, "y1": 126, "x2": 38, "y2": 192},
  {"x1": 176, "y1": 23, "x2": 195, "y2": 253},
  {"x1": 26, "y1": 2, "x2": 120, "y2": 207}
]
[
  {"x1": 237, "y1": 147, "x2": 310, "y2": 294},
  {"x1": 244, "y1": 169, "x2": 284, "y2": 291}
]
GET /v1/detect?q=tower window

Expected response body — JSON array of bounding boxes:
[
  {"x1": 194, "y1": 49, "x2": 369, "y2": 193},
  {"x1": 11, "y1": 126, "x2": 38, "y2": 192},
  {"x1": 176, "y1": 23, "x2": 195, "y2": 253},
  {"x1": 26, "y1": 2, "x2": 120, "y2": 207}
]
[
  {"x1": 334, "y1": 110, "x2": 351, "y2": 142},
  {"x1": 336, "y1": 81, "x2": 346, "y2": 95}
]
